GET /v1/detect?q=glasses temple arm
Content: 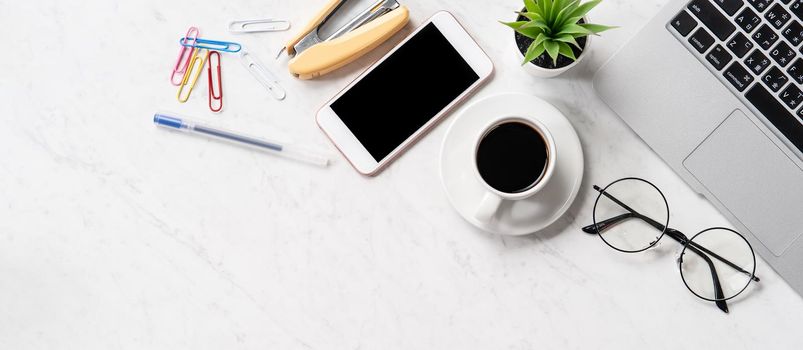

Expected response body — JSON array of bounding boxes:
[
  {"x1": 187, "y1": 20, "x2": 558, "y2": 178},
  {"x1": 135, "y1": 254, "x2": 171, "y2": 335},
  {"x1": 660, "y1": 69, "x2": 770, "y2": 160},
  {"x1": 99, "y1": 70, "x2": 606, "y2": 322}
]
[
  {"x1": 682, "y1": 243, "x2": 730, "y2": 313},
  {"x1": 684, "y1": 238, "x2": 760, "y2": 282},
  {"x1": 581, "y1": 213, "x2": 636, "y2": 234}
]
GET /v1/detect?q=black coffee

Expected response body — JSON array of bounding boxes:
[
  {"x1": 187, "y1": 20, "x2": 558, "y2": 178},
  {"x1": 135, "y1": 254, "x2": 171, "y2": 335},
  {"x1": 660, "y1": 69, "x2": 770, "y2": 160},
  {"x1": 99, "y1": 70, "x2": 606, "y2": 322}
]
[{"x1": 476, "y1": 121, "x2": 549, "y2": 194}]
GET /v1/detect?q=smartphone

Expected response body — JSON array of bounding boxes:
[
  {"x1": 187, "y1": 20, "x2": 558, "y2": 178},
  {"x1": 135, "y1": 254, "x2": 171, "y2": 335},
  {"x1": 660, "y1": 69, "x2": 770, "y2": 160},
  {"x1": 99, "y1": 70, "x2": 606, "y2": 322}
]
[{"x1": 316, "y1": 11, "x2": 493, "y2": 175}]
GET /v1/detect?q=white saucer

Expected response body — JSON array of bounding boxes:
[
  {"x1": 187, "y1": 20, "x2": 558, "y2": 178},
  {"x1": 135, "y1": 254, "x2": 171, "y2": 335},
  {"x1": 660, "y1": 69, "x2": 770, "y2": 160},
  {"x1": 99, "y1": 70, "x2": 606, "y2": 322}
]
[{"x1": 440, "y1": 93, "x2": 584, "y2": 235}]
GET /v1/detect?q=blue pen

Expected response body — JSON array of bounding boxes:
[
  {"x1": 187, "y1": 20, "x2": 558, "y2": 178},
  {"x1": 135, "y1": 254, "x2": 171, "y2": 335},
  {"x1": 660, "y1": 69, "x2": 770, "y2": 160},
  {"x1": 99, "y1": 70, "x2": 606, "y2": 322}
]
[{"x1": 153, "y1": 113, "x2": 329, "y2": 167}]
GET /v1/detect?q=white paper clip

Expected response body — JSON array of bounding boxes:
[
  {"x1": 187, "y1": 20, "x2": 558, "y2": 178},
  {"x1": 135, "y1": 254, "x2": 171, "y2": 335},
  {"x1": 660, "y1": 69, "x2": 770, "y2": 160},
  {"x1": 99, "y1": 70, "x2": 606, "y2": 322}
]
[
  {"x1": 228, "y1": 19, "x2": 291, "y2": 33},
  {"x1": 240, "y1": 51, "x2": 286, "y2": 100}
]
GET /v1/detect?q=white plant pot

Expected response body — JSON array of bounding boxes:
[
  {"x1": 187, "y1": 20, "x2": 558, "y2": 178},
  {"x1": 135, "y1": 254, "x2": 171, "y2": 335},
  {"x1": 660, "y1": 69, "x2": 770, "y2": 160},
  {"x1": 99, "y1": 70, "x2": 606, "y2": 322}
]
[{"x1": 513, "y1": 20, "x2": 591, "y2": 78}]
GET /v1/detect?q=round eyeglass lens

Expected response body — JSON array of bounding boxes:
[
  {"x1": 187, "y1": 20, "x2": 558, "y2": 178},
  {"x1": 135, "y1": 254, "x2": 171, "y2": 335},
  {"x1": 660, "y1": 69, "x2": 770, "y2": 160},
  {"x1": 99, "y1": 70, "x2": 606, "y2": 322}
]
[
  {"x1": 592, "y1": 178, "x2": 669, "y2": 253},
  {"x1": 679, "y1": 227, "x2": 756, "y2": 301}
]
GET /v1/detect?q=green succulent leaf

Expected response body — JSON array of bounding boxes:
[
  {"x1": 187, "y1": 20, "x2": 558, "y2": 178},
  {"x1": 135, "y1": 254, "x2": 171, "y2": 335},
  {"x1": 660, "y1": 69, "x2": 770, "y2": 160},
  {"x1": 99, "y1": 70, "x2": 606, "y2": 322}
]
[
  {"x1": 558, "y1": 15, "x2": 583, "y2": 29},
  {"x1": 565, "y1": 0, "x2": 582, "y2": 12},
  {"x1": 518, "y1": 11, "x2": 544, "y2": 22},
  {"x1": 524, "y1": 0, "x2": 538, "y2": 12},
  {"x1": 532, "y1": 33, "x2": 549, "y2": 48},
  {"x1": 570, "y1": 0, "x2": 602, "y2": 19},
  {"x1": 500, "y1": 20, "x2": 527, "y2": 30},
  {"x1": 557, "y1": 41, "x2": 576, "y2": 61},
  {"x1": 521, "y1": 18, "x2": 550, "y2": 32},
  {"x1": 580, "y1": 23, "x2": 617, "y2": 34},
  {"x1": 523, "y1": 41, "x2": 547, "y2": 65},
  {"x1": 554, "y1": 34, "x2": 580, "y2": 48},
  {"x1": 549, "y1": 0, "x2": 564, "y2": 24},
  {"x1": 516, "y1": 25, "x2": 544, "y2": 39},
  {"x1": 539, "y1": 0, "x2": 551, "y2": 16},
  {"x1": 544, "y1": 40, "x2": 560, "y2": 64},
  {"x1": 557, "y1": 23, "x2": 593, "y2": 36},
  {"x1": 554, "y1": 0, "x2": 580, "y2": 28}
]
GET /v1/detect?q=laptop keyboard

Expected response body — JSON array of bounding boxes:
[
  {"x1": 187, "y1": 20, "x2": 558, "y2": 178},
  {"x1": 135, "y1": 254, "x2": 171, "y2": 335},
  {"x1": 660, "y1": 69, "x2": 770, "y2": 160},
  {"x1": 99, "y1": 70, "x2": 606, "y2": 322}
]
[{"x1": 669, "y1": 0, "x2": 803, "y2": 154}]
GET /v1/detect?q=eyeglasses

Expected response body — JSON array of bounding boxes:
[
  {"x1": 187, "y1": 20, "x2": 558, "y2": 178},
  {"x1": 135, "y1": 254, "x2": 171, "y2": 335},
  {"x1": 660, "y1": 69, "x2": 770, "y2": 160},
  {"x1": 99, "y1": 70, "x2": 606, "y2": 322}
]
[{"x1": 582, "y1": 177, "x2": 759, "y2": 313}]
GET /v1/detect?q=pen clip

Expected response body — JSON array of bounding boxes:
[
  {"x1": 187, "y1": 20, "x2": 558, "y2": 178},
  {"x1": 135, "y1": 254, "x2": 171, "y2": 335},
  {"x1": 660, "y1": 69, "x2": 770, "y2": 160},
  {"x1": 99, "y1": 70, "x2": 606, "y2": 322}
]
[
  {"x1": 239, "y1": 51, "x2": 286, "y2": 100},
  {"x1": 208, "y1": 51, "x2": 223, "y2": 112},
  {"x1": 170, "y1": 27, "x2": 199, "y2": 85},
  {"x1": 228, "y1": 19, "x2": 291, "y2": 33},
  {"x1": 180, "y1": 37, "x2": 242, "y2": 53},
  {"x1": 177, "y1": 49, "x2": 208, "y2": 103}
]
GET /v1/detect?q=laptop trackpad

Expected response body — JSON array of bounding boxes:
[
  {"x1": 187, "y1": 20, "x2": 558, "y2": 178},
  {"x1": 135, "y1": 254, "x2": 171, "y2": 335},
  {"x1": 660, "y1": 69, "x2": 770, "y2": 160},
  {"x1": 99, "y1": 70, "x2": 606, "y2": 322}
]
[{"x1": 684, "y1": 110, "x2": 803, "y2": 257}]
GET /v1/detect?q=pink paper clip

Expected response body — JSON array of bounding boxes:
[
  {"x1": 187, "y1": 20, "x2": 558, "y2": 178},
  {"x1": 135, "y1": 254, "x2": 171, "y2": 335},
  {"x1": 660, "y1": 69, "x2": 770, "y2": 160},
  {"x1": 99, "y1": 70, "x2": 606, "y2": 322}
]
[
  {"x1": 170, "y1": 27, "x2": 200, "y2": 86},
  {"x1": 207, "y1": 51, "x2": 223, "y2": 112}
]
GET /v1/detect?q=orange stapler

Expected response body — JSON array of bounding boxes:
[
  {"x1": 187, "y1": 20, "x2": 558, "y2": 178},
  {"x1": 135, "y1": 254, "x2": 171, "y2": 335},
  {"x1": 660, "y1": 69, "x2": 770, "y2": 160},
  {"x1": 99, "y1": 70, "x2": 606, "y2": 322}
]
[{"x1": 278, "y1": 0, "x2": 409, "y2": 79}]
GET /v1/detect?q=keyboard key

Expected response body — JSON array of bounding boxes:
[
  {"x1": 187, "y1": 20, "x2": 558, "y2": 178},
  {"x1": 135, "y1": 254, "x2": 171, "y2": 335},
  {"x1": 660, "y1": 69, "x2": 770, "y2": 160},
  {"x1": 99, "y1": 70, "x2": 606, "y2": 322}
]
[
  {"x1": 713, "y1": 0, "x2": 744, "y2": 16},
  {"x1": 745, "y1": 49, "x2": 771, "y2": 74},
  {"x1": 780, "y1": 84, "x2": 803, "y2": 108},
  {"x1": 787, "y1": 58, "x2": 803, "y2": 83},
  {"x1": 792, "y1": 0, "x2": 803, "y2": 21},
  {"x1": 708, "y1": 44, "x2": 734, "y2": 70},
  {"x1": 747, "y1": 0, "x2": 772, "y2": 12},
  {"x1": 689, "y1": 28, "x2": 716, "y2": 53},
  {"x1": 735, "y1": 7, "x2": 762, "y2": 33},
  {"x1": 753, "y1": 24, "x2": 779, "y2": 49},
  {"x1": 727, "y1": 32, "x2": 755, "y2": 57},
  {"x1": 766, "y1": 3, "x2": 792, "y2": 29},
  {"x1": 770, "y1": 41, "x2": 796, "y2": 67},
  {"x1": 782, "y1": 0, "x2": 793, "y2": 4},
  {"x1": 671, "y1": 10, "x2": 698, "y2": 36},
  {"x1": 745, "y1": 84, "x2": 803, "y2": 153},
  {"x1": 763, "y1": 66, "x2": 790, "y2": 91},
  {"x1": 724, "y1": 61, "x2": 755, "y2": 91},
  {"x1": 783, "y1": 21, "x2": 803, "y2": 46},
  {"x1": 688, "y1": 0, "x2": 737, "y2": 40}
]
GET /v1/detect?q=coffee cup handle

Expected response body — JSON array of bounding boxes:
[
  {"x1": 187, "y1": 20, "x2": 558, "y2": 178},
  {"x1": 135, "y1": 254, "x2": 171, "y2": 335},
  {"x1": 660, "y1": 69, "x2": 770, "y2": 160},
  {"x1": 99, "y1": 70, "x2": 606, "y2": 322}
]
[{"x1": 475, "y1": 192, "x2": 503, "y2": 223}]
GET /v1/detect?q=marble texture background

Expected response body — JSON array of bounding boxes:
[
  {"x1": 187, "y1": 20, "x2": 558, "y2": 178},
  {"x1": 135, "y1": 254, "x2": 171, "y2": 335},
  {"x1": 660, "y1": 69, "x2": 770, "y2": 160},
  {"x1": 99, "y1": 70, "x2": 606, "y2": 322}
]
[{"x1": 1, "y1": 0, "x2": 802, "y2": 349}]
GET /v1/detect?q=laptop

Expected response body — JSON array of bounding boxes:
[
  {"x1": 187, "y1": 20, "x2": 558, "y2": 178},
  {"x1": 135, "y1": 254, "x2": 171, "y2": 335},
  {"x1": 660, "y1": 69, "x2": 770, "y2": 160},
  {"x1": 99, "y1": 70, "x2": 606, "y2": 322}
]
[{"x1": 594, "y1": 0, "x2": 803, "y2": 295}]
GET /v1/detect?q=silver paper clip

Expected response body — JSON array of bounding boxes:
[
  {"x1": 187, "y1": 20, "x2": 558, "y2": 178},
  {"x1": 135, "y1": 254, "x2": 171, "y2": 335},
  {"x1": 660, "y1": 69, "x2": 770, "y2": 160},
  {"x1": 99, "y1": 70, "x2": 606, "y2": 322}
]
[
  {"x1": 239, "y1": 51, "x2": 286, "y2": 100},
  {"x1": 228, "y1": 19, "x2": 291, "y2": 33}
]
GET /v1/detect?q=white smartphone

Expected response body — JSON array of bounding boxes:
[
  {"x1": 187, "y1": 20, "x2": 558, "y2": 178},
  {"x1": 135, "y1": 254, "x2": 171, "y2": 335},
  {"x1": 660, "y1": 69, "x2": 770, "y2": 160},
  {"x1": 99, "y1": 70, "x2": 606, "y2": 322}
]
[{"x1": 316, "y1": 11, "x2": 493, "y2": 176}]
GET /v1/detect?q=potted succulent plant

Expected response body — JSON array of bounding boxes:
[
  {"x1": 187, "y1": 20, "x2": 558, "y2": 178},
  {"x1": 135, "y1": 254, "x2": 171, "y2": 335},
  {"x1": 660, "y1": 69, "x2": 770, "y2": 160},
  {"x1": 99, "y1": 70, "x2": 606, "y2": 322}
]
[{"x1": 502, "y1": 0, "x2": 615, "y2": 78}]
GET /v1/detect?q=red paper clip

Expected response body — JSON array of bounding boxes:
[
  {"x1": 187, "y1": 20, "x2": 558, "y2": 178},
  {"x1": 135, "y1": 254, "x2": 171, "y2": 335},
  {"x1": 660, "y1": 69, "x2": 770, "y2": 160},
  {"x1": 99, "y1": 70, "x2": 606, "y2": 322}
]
[
  {"x1": 207, "y1": 51, "x2": 223, "y2": 112},
  {"x1": 171, "y1": 27, "x2": 200, "y2": 86}
]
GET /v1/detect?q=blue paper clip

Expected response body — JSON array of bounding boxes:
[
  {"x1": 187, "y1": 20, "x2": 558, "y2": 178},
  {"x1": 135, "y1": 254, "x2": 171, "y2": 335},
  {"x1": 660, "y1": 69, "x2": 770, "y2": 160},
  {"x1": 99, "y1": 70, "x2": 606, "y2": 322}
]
[{"x1": 180, "y1": 37, "x2": 242, "y2": 53}]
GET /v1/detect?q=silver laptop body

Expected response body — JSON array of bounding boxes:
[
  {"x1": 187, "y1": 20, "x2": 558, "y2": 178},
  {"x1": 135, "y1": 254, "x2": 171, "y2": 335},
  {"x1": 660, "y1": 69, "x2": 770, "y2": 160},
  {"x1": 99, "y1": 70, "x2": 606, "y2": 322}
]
[{"x1": 594, "y1": 0, "x2": 803, "y2": 294}]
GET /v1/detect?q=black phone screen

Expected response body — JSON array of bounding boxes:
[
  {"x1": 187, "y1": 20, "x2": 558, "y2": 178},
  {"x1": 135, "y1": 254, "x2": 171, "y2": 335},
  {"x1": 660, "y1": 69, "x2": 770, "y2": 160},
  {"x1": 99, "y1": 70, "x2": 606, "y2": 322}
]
[{"x1": 330, "y1": 22, "x2": 480, "y2": 162}]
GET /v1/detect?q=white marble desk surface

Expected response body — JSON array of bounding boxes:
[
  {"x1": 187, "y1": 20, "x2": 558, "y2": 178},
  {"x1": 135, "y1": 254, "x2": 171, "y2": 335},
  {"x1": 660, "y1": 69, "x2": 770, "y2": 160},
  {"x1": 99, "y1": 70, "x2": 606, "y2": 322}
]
[{"x1": 1, "y1": 0, "x2": 802, "y2": 349}]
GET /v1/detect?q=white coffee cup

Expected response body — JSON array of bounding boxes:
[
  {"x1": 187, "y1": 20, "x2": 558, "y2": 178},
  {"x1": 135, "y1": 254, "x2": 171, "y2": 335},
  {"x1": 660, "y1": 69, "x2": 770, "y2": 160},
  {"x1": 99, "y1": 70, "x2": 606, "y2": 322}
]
[{"x1": 473, "y1": 117, "x2": 557, "y2": 223}]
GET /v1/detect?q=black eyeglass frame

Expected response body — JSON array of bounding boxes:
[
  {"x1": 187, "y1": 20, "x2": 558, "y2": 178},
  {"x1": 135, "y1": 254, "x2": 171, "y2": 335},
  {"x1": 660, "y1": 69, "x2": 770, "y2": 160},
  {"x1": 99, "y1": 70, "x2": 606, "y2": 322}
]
[
  {"x1": 589, "y1": 177, "x2": 670, "y2": 253},
  {"x1": 582, "y1": 177, "x2": 759, "y2": 313},
  {"x1": 679, "y1": 227, "x2": 758, "y2": 303}
]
